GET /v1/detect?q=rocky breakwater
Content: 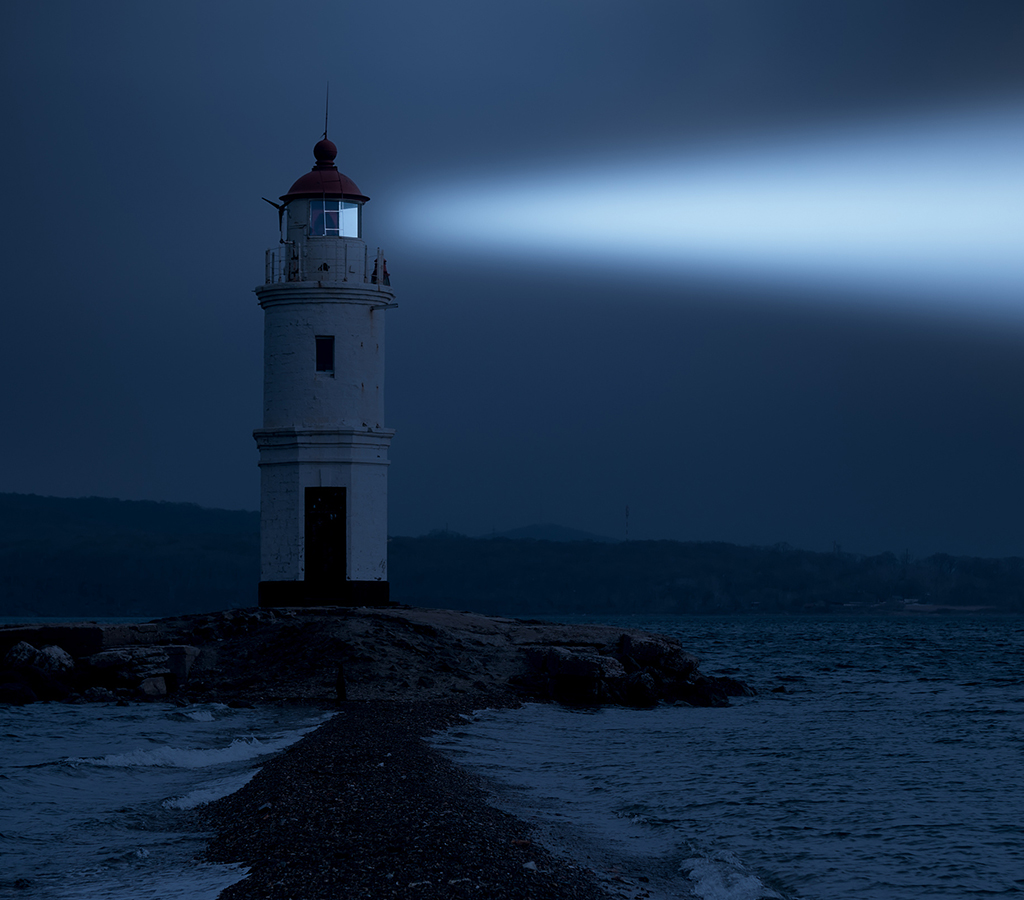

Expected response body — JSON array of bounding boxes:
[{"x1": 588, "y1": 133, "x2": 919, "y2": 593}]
[
  {"x1": 0, "y1": 607, "x2": 754, "y2": 707},
  {"x1": 0, "y1": 622, "x2": 203, "y2": 704}
]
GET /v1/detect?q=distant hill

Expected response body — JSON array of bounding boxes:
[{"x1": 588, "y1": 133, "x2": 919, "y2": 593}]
[
  {"x1": 0, "y1": 493, "x2": 259, "y2": 539},
  {"x1": 2, "y1": 493, "x2": 1023, "y2": 618},
  {"x1": 490, "y1": 523, "x2": 617, "y2": 543},
  {"x1": 0, "y1": 493, "x2": 259, "y2": 617}
]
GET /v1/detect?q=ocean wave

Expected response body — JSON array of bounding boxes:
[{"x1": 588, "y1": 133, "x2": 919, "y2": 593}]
[
  {"x1": 681, "y1": 850, "x2": 784, "y2": 900},
  {"x1": 66, "y1": 734, "x2": 299, "y2": 770},
  {"x1": 163, "y1": 770, "x2": 260, "y2": 809},
  {"x1": 64, "y1": 713, "x2": 331, "y2": 770}
]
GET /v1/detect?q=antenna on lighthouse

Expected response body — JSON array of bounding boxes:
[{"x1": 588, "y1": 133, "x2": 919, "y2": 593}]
[{"x1": 323, "y1": 81, "x2": 330, "y2": 140}]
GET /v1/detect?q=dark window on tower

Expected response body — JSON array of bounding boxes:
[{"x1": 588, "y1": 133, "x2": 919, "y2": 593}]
[{"x1": 315, "y1": 336, "x2": 335, "y2": 373}]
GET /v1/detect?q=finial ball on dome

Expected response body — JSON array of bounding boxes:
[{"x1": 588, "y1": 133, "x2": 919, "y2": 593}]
[
  {"x1": 314, "y1": 138, "x2": 338, "y2": 164},
  {"x1": 279, "y1": 138, "x2": 369, "y2": 202}
]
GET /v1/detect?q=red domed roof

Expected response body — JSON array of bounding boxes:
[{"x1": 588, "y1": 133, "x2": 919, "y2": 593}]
[{"x1": 280, "y1": 138, "x2": 370, "y2": 203}]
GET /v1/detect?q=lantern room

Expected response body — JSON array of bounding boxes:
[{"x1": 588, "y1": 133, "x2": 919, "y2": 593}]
[{"x1": 266, "y1": 138, "x2": 381, "y2": 286}]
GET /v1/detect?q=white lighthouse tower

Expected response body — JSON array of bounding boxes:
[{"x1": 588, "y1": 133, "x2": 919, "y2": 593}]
[{"x1": 254, "y1": 137, "x2": 396, "y2": 607}]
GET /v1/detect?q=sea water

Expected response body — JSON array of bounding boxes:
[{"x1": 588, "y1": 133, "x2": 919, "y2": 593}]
[
  {"x1": 0, "y1": 701, "x2": 329, "y2": 899},
  {"x1": 432, "y1": 615, "x2": 1024, "y2": 899}
]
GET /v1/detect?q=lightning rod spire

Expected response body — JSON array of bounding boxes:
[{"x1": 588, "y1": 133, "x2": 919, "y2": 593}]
[{"x1": 324, "y1": 82, "x2": 330, "y2": 140}]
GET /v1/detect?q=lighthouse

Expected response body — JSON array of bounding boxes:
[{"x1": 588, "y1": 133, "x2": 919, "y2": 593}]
[{"x1": 254, "y1": 137, "x2": 396, "y2": 607}]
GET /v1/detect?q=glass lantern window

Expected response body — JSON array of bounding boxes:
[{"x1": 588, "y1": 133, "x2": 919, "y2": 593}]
[{"x1": 310, "y1": 200, "x2": 360, "y2": 237}]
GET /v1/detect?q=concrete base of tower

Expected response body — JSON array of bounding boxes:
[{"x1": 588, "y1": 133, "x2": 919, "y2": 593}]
[{"x1": 258, "y1": 580, "x2": 391, "y2": 608}]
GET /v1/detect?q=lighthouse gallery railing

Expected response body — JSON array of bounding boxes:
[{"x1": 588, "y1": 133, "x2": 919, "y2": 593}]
[{"x1": 265, "y1": 242, "x2": 389, "y2": 287}]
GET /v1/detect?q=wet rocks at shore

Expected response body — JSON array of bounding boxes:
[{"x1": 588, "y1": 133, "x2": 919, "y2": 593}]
[
  {"x1": 0, "y1": 606, "x2": 754, "y2": 707},
  {"x1": 0, "y1": 635, "x2": 203, "y2": 704},
  {"x1": 515, "y1": 631, "x2": 753, "y2": 707}
]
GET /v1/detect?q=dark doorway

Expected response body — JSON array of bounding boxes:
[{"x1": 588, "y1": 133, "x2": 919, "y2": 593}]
[{"x1": 304, "y1": 486, "x2": 346, "y2": 596}]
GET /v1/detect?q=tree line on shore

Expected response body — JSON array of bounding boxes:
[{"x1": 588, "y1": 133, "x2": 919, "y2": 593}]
[
  {"x1": 389, "y1": 533, "x2": 1024, "y2": 615},
  {"x1": 2, "y1": 493, "x2": 1022, "y2": 617}
]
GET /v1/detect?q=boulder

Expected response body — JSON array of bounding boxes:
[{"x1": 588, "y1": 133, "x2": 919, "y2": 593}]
[
  {"x1": 518, "y1": 646, "x2": 631, "y2": 705},
  {"x1": 515, "y1": 638, "x2": 741, "y2": 708},
  {"x1": 617, "y1": 633, "x2": 678, "y2": 667},
  {"x1": 525, "y1": 646, "x2": 625, "y2": 680},
  {"x1": 517, "y1": 639, "x2": 732, "y2": 707},
  {"x1": 555, "y1": 652, "x2": 629, "y2": 705},
  {"x1": 36, "y1": 645, "x2": 75, "y2": 678},
  {"x1": 615, "y1": 633, "x2": 698, "y2": 679},
  {"x1": 81, "y1": 645, "x2": 198, "y2": 696},
  {"x1": 0, "y1": 646, "x2": 73, "y2": 701},
  {"x1": 3, "y1": 641, "x2": 40, "y2": 669},
  {"x1": 84, "y1": 648, "x2": 145, "y2": 685},
  {"x1": 675, "y1": 675, "x2": 730, "y2": 708},
  {"x1": 621, "y1": 671, "x2": 660, "y2": 708},
  {"x1": 659, "y1": 650, "x2": 700, "y2": 680},
  {"x1": 137, "y1": 676, "x2": 168, "y2": 697}
]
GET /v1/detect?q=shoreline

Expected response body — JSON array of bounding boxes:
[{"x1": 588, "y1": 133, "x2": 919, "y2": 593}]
[
  {"x1": 4, "y1": 606, "x2": 746, "y2": 897},
  {"x1": 194, "y1": 696, "x2": 657, "y2": 900}
]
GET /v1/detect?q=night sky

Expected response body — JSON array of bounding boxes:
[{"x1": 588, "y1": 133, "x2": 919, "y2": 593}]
[{"x1": 3, "y1": 1, "x2": 1024, "y2": 557}]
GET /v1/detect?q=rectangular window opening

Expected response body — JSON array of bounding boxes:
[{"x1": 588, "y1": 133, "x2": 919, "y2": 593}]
[
  {"x1": 309, "y1": 200, "x2": 361, "y2": 237},
  {"x1": 315, "y1": 335, "x2": 335, "y2": 373}
]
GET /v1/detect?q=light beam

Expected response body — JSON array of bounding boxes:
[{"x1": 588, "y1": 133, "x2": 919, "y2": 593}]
[{"x1": 397, "y1": 104, "x2": 1024, "y2": 317}]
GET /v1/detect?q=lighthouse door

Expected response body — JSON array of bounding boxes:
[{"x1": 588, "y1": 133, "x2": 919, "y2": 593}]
[{"x1": 304, "y1": 487, "x2": 346, "y2": 597}]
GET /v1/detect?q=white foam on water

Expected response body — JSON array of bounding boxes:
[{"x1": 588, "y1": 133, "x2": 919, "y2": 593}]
[
  {"x1": 681, "y1": 851, "x2": 783, "y2": 900},
  {"x1": 2, "y1": 704, "x2": 333, "y2": 900},
  {"x1": 162, "y1": 769, "x2": 260, "y2": 810},
  {"x1": 67, "y1": 735, "x2": 285, "y2": 768},
  {"x1": 66, "y1": 717, "x2": 328, "y2": 769}
]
